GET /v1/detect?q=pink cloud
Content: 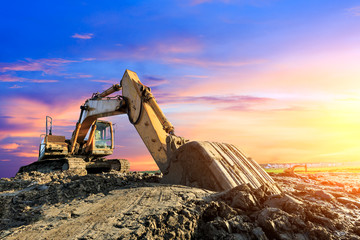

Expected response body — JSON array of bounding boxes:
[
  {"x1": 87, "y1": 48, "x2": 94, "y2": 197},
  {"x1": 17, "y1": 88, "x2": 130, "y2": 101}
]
[
  {"x1": 14, "y1": 150, "x2": 38, "y2": 158},
  {"x1": 190, "y1": 0, "x2": 212, "y2": 5},
  {"x1": 347, "y1": 6, "x2": 360, "y2": 16},
  {"x1": 154, "y1": 38, "x2": 202, "y2": 54},
  {"x1": 81, "y1": 58, "x2": 96, "y2": 61},
  {"x1": 30, "y1": 79, "x2": 58, "y2": 83},
  {"x1": 132, "y1": 39, "x2": 202, "y2": 56},
  {"x1": 0, "y1": 143, "x2": 20, "y2": 150},
  {"x1": 72, "y1": 33, "x2": 94, "y2": 39},
  {"x1": 78, "y1": 74, "x2": 93, "y2": 78},
  {"x1": 142, "y1": 76, "x2": 169, "y2": 87},
  {"x1": 189, "y1": 0, "x2": 231, "y2": 5},
  {"x1": 0, "y1": 74, "x2": 24, "y2": 82},
  {"x1": 164, "y1": 57, "x2": 266, "y2": 68},
  {"x1": 96, "y1": 37, "x2": 265, "y2": 69},
  {"x1": 9, "y1": 85, "x2": 23, "y2": 89},
  {"x1": 0, "y1": 58, "x2": 78, "y2": 74},
  {"x1": 0, "y1": 97, "x2": 84, "y2": 141},
  {"x1": 158, "y1": 94, "x2": 271, "y2": 104},
  {"x1": 0, "y1": 74, "x2": 58, "y2": 84},
  {"x1": 90, "y1": 79, "x2": 117, "y2": 84},
  {"x1": 155, "y1": 93, "x2": 276, "y2": 112},
  {"x1": 184, "y1": 75, "x2": 209, "y2": 79},
  {"x1": 0, "y1": 159, "x2": 11, "y2": 162},
  {"x1": 97, "y1": 37, "x2": 203, "y2": 60}
]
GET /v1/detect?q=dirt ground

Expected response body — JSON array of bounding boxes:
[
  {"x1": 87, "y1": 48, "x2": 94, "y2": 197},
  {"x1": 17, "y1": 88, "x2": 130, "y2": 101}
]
[{"x1": 1, "y1": 170, "x2": 360, "y2": 239}]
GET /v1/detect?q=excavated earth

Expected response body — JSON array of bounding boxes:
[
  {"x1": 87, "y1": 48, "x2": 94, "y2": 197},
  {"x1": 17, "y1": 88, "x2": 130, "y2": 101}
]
[{"x1": 1, "y1": 170, "x2": 360, "y2": 239}]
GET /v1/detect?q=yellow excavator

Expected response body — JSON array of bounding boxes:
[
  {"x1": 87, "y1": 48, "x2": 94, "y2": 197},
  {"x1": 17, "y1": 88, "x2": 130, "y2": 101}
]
[{"x1": 18, "y1": 70, "x2": 281, "y2": 194}]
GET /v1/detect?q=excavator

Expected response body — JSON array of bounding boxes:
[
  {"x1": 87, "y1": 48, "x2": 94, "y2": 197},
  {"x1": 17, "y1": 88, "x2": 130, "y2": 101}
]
[{"x1": 18, "y1": 70, "x2": 281, "y2": 194}]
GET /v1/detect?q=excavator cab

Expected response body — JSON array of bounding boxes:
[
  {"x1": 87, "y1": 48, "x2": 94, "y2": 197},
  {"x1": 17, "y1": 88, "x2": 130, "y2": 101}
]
[
  {"x1": 92, "y1": 121, "x2": 114, "y2": 153},
  {"x1": 80, "y1": 120, "x2": 114, "y2": 156}
]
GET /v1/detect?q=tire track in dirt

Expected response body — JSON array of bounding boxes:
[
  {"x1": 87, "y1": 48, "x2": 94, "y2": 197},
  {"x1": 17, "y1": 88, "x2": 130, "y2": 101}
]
[{"x1": 5, "y1": 184, "x2": 210, "y2": 239}]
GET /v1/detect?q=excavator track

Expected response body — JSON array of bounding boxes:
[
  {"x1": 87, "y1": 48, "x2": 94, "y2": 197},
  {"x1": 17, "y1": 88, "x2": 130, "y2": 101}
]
[
  {"x1": 18, "y1": 158, "x2": 130, "y2": 174},
  {"x1": 86, "y1": 159, "x2": 130, "y2": 174}
]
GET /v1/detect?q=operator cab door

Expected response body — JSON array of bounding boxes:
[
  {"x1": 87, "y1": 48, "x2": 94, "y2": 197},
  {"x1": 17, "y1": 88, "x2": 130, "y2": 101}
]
[
  {"x1": 92, "y1": 121, "x2": 114, "y2": 156},
  {"x1": 38, "y1": 134, "x2": 46, "y2": 160}
]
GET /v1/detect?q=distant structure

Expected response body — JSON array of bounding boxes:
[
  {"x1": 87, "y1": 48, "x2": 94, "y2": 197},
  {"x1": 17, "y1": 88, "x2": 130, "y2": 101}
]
[
  {"x1": 284, "y1": 164, "x2": 307, "y2": 174},
  {"x1": 261, "y1": 162, "x2": 341, "y2": 169}
]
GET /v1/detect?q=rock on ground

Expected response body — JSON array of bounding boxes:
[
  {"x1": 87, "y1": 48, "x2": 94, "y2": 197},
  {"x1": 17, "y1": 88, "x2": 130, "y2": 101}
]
[{"x1": 1, "y1": 170, "x2": 360, "y2": 239}]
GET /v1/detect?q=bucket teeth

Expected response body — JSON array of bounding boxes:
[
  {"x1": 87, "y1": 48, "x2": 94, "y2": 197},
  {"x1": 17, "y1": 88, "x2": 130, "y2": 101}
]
[{"x1": 163, "y1": 141, "x2": 281, "y2": 194}]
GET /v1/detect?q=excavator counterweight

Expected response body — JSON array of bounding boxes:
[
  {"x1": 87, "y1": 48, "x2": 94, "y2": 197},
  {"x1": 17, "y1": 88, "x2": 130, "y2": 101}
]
[{"x1": 18, "y1": 70, "x2": 281, "y2": 194}]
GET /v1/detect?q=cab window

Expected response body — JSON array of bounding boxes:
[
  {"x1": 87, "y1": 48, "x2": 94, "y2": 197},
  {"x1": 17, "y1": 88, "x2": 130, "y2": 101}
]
[{"x1": 94, "y1": 122, "x2": 112, "y2": 149}]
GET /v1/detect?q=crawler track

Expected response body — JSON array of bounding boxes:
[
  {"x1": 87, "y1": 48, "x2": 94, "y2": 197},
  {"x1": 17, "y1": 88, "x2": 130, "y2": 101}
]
[{"x1": 18, "y1": 158, "x2": 130, "y2": 174}]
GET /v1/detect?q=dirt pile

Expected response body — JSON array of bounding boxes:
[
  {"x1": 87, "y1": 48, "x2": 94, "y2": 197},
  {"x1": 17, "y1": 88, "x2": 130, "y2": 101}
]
[
  {"x1": 0, "y1": 171, "x2": 161, "y2": 231},
  {"x1": 143, "y1": 181, "x2": 360, "y2": 240},
  {"x1": 1, "y1": 171, "x2": 360, "y2": 239}
]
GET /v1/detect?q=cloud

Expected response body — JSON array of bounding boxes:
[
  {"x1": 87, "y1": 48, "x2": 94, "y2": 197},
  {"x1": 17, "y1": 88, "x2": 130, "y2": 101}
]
[
  {"x1": 223, "y1": 104, "x2": 303, "y2": 112},
  {"x1": 189, "y1": 0, "x2": 232, "y2": 5},
  {"x1": 0, "y1": 74, "x2": 24, "y2": 82},
  {"x1": 157, "y1": 93, "x2": 272, "y2": 105},
  {"x1": 154, "y1": 39, "x2": 202, "y2": 54},
  {"x1": 14, "y1": 150, "x2": 38, "y2": 158},
  {"x1": 0, "y1": 74, "x2": 58, "y2": 84},
  {"x1": 81, "y1": 58, "x2": 96, "y2": 61},
  {"x1": 0, "y1": 58, "x2": 95, "y2": 85},
  {"x1": 0, "y1": 159, "x2": 11, "y2": 162},
  {"x1": 142, "y1": 76, "x2": 169, "y2": 87},
  {"x1": 9, "y1": 85, "x2": 23, "y2": 89},
  {"x1": 96, "y1": 37, "x2": 264, "y2": 69},
  {"x1": 0, "y1": 97, "x2": 83, "y2": 141},
  {"x1": 30, "y1": 80, "x2": 58, "y2": 83},
  {"x1": 90, "y1": 79, "x2": 119, "y2": 83},
  {"x1": 190, "y1": 0, "x2": 212, "y2": 5},
  {"x1": 347, "y1": 6, "x2": 360, "y2": 16},
  {"x1": 184, "y1": 75, "x2": 209, "y2": 79},
  {"x1": 0, "y1": 58, "x2": 78, "y2": 74},
  {"x1": 153, "y1": 93, "x2": 282, "y2": 112},
  {"x1": 0, "y1": 143, "x2": 20, "y2": 150},
  {"x1": 72, "y1": 33, "x2": 94, "y2": 39},
  {"x1": 78, "y1": 74, "x2": 93, "y2": 78},
  {"x1": 164, "y1": 57, "x2": 266, "y2": 68},
  {"x1": 97, "y1": 37, "x2": 203, "y2": 60}
]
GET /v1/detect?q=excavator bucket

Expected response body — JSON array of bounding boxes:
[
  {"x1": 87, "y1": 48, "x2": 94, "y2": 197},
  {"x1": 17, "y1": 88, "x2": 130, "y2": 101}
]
[{"x1": 163, "y1": 141, "x2": 282, "y2": 195}]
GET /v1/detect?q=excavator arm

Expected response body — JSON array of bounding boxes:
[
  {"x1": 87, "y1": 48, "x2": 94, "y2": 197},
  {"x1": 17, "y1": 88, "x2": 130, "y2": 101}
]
[
  {"x1": 69, "y1": 96, "x2": 127, "y2": 153},
  {"x1": 121, "y1": 70, "x2": 177, "y2": 172}
]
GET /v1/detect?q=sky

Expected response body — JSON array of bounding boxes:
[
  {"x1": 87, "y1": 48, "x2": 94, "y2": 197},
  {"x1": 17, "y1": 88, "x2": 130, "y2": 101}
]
[{"x1": 1, "y1": 0, "x2": 360, "y2": 178}]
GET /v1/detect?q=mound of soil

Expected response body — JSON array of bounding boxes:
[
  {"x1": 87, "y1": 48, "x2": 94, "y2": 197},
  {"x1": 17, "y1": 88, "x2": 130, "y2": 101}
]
[{"x1": 1, "y1": 170, "x2": 360, "y2": 239}]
